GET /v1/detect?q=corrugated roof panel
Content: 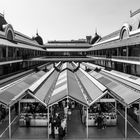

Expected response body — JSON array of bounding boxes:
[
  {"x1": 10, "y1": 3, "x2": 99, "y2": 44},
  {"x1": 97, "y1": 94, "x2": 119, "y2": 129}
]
[
  {"x1": 98, "y1": 77, "x2": 112, "y2": 86},
  {"x1": 0, "y1": 91, "x2": 15, "y2": 105},
  {"x1": 48, "y1": 70, "x2": 68, "y2": 105},
  {"x1": 89, "y1": 71, "x2": 102, "y2": 79},
  {"x1": 0, "y1": 71, "x2": 46, "y2": 106},
  {"x1": 67, "y1": 70, "x2": 88, "y2": 106},
  {"x1": 76, "y1": 70, "x2": 106, "y2": 105},
  {"x1": 35, "y1": 71, "x2": 59, "y2": 104},
  {"x1": 88, "y1": 70, "x2": 140, "y2": 105}
]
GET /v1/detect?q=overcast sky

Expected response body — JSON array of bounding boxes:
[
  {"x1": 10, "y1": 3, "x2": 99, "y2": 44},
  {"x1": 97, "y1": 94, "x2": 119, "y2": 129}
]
[{"x1": 0, "y1": 0, "x2": 140, "y2": 43}]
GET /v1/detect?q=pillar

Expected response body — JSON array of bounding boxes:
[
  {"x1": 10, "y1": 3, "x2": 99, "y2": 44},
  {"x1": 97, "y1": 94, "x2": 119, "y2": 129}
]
[
  {"x1": 126, "y1": 46, "x2": 129, "y2": 57},
  {"x1": 117, "y1": 48, "x2": 119, "y2": 56},
  {"x1": 138, "y1": 102, "x2": 140, "y2": 122},
  {"x1": 9, "y1": 106, "x2": 11, "y2": 139},
  {"x1": 86, "y1": 107, "x2": 88, "y2": 139},
  {"x1": 115, "y1": 100, "x2": 117, "y2": 113},
  {"x1": 125, "y1": 106, "x2": 127, "y2": 139},
  {"x1": 18, "y1": 101, "x2": 20, "y2": 116},
  {"x1": 48, "y1": 107, "x2": 50, "y2": 139}
]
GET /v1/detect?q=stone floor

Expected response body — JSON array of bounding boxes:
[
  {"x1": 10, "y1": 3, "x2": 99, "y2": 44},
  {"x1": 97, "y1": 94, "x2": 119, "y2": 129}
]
[{"x1": 1, "y1": 108, "x2": 140, "y2": 139}]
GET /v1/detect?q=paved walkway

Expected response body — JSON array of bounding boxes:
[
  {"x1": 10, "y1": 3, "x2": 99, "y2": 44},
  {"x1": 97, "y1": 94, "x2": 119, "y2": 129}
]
[{"x1": 1, "y1": 108, "x2": 140, "y2": 139}]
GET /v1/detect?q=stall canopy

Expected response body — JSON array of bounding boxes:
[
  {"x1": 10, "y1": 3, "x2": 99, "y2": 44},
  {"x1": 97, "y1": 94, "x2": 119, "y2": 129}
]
[
  {"x1": 61, "y1": 62, "x2": 75, "y2": 71},
  {"x1": 0, "y1": 71, "x2": 45, "y2": 106},
  {"x1": 48, "y1": 69, "x2": 88, "y2": 106},
  {"x1": 29, "y1": 68, "x2": 55, "y2": 92},
  {"x1": 75, "y1": 68, "x2": 107, "y2": 106},
  {"x1": 33, "y1": 70, "x2": 60, "y2": 104},
  {"x1": 89, "y1": 70, "x2": 140, "y2": 106}
]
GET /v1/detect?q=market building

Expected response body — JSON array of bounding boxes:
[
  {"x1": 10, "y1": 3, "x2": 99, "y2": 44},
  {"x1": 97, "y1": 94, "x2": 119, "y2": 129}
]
[{"x1": 0, "y1": 9, "x2": 140, "y2": 140}]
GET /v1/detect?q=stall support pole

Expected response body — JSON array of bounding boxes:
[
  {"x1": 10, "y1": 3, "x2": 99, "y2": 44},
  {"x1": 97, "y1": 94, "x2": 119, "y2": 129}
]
[
  {"x1": 48, "y1": 106, "x2": 50, "y2": 139},
  {"x1": 86, "y1": 107, "x2": 88, "y2": 139},
  {"x1": 18, "y1": 101, "x2": 20, "y2": 116},
  {"x1": 139, "y1": 101, "x2": 140, "y2": 122},
  {"x1": 115, "y1": 100, "x2": 117, "y2": 113},
  {"x1": 125, "y1": 106, "x2": 127, "y2": 139},
  {"x1": 66, "y1": 96, "x2": 69, "y2": 133},
  {"x1": 67, "y1": 96, "x2": 69, "y2": 108},
  {"x1": 51, "y1": 106, "x2": 52, "y2": 116},
  {"x1": 9, "y1": 106, "x2": 11, "y2": 139}
]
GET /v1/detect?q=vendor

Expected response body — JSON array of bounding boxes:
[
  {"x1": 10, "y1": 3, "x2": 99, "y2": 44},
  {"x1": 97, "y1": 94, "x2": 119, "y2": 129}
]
[{"x1": 25, "y1": 114, "x2": 30, "y2": 127}]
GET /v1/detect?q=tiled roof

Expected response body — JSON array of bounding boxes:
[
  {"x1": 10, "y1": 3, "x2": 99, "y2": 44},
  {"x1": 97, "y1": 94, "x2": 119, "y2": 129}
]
[
  {"x1": 15, "y1": 31, "x2": 41, "y2": 47},
  {"x1": 99, "y1": 30, "x2": 120, "y2": 42},
  {"x1": 0, "y1": 37, "x2": 45, "y2": 51},
  {"x1": 88, "y1": 32, "x2": 140, "y2": 51}
]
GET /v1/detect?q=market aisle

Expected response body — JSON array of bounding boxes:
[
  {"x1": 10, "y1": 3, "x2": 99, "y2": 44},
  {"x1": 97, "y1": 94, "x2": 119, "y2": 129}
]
[
  {"x1": 65, "y1": 109, "x2": 86, "y2": 139},
  {"x1": 12, "y1": 127, "x2": 48, "y2": 139},
  {"x1": 117, "y1": 109, "x2": 140, "y2": 138},
  {"x1": 65, "y1": 108, "x2": 123, "y2": 139}
]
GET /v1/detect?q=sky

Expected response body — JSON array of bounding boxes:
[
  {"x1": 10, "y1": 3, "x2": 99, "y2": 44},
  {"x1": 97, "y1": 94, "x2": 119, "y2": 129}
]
[{"x1": 0, "y1": 0, "x2": 140, "y2": 43}]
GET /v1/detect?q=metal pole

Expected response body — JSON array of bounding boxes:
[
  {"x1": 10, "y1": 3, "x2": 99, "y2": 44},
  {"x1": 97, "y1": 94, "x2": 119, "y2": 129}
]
[
  {"x1": 86, "y1": 107, "x2": 88, "y2": 139},
  {"x1": 51, "y1": 106, "x2": 52, "y2": 116},
  {"x1": 48, "y1": 106, "x2": 50, "y2": 139},
  {"x1": 18, "y1": 101, "x2": 20, "y2": 116},
  {"x1": 67, "y1": 96, "x2": 69, "y2": 133},
  {"x1": 9, "y1": 106, "x2": 11, "y2": 139},
  {"x1": 67, "y1": 96, "x2": 68, "y2": 108},
  {"x1": 115, "y1": 100, "x2": 117, "y2": 113},
  {"x1": 125, "y1": 106, "x2": 127, "y2": 139},
  {"x1": 139, "y1": 101, "x2": 140, "y2": 122}
]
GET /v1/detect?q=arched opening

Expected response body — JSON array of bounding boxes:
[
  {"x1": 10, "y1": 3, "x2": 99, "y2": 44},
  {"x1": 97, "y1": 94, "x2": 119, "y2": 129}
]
[
  {"x1": 7, "y1": 30, "x2": 14, "y2": 41},
  {"x1": 121, "y1": 29, "x2": 129, "y2": 39}
]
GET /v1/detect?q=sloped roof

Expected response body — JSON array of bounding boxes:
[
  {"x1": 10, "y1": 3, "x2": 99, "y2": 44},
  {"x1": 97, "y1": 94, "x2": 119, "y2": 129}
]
[
  {"x1": 99, "y1": 30, "x2": 120, "y2": 43},
  {"x1": 34, "y1": 70, "x2": 59, "y2": 104},
  {"x1": 88, "y1": 32, "x2": 140, "y2": 51},
  {"x1": 48, "y1": 69, "x2": 88, "y2": 106},
  {"x1": 75, "y1": 68, "x2": 107, "y2": 106},
  {"x1": 85, "y1": 68, "x2": 140, "y2": 106},
  {"x1": 0, "y1": 71, "x2": 45, "y2": 106},
  {"x1": 0, "y1": 37, "x2": 45, "y2": 51},
  {"x1": 15, "y1": 31, "x2": 42, "y2": 47}
]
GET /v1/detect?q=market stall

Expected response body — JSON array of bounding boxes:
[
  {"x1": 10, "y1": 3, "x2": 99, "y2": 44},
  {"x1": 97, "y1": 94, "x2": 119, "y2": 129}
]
[
  {"x1": 82, "y1": 99, "x2": 117, "y2": 127},
  {"x1": 19, "y1": 102, "x2": 48, "y2": 127}
]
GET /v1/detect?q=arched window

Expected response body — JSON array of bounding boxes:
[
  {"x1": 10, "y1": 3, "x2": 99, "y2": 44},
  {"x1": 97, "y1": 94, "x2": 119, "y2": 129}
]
[
  {"x1": 7, "y1": 30, "x2": 13, "y2": 41},
  {"x1": 120, "y1": 29, "x2": 129, "y2": 39}
]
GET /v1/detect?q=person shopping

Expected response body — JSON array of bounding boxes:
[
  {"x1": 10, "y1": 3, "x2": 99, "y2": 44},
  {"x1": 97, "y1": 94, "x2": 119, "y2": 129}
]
[{"x1": 58, "y1": 125, "x2": 64, "y2": 140}]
